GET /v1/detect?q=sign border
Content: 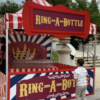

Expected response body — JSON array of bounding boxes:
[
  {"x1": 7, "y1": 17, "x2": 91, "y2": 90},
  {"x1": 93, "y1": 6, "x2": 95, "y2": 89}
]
[
  {"x1": 8, "y1": 68, "x2": 95, "y2": 100},
  {"x1": 23, "y1": 1, "x2": 90, "y2": 39}
]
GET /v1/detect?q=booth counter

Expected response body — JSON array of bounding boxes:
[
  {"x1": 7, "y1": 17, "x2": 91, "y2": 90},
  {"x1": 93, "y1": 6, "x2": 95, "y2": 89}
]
[{"x1": 8, "y1": 63, "x2": 95, "y2": 100}]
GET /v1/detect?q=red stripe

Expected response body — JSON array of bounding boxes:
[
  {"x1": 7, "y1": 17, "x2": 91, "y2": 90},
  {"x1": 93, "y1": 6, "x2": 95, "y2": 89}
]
[
  {"x1": 18, "y1": 17, "x2": 23, "y2": 29},
  {"x1": 15, "y1": 14, "x2": 23, "y2": 29},
  {"x1": 9, "y1": 14, "x2": 13, "y2": 29},
  {"x1": 90, "y1": 24, "x2": 94, "y2": 35},
  {"x1": 45, "y1": 0, "x2": 52, "y2": 6},
  {"x1": 42, "y1": 0, "x2": 47, "y2": 6},
  {"x1": 10, "y1": 30, "x2": 12, "y2": 34},
  {"x1": 36, "y1": 0, "x2": 40, "y2": 5},
  {"x1": 0, "y1": 0, "x2": 53, "y2": 30},
  {"x1": 4, "y1": 15, "x2": 6, "y2": 29}
]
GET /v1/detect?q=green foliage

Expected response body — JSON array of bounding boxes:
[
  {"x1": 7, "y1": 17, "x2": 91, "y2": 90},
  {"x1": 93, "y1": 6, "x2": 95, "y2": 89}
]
[
  {"x1": 22, "y1": 0, "x2": 27, "y2": 5},
  {"x1": 0, "y1": 0, "x2": 23, "y2": 15},
  {"x1": 97, "y1": 32, "x2": 100, "y2": 34},
  {"x1": 71, "y1": 0, "x2": 100, "y2": 32},
  {"x1": 46, "y1": 0, "x2": 73, "y2": 8},
  {"x1": 89, "y1": 0, "x2": 99, "y2": 13},
  {"x1": 71, "y1": 0, "x2": 90, "y2": 11},
  {"x1": 51, "y1": 51, "x2": 59, "y2": 62},
  {"x1": 0, "y1": 14, "x2": 3, "y2": 18},
  {"x1": 47, "y1": 0, "x2": 100, "y2": 44},
  {"x1": 46, "y1": 0, "x2": 100, "y2": 32},
  {"x1": 89, "y1": 0, "x2": 100, "y2": 32}
]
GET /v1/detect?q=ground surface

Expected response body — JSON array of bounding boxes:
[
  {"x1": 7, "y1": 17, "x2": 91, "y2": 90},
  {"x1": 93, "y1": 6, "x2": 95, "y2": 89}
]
[{"x1": 95, "y1": 67, "x2": 100, "y2": 88}]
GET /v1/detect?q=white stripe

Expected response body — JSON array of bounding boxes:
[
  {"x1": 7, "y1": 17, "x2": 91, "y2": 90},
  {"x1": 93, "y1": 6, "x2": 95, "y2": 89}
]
[
  {"x1": 10, "y1": 69, "x2": 14, "y2": 72},
  {"x1": 31, "y1": 35, "x2": 37, "y2": 42},
  {"x1": 28, "y1": 35, "x2": 31, "y2": 41},
  {"x1": 10, "y1": 74, "x2": 36, "y2": 99},
  {"x1": 13, "y1": 14, "x2": 18, "y2": 29},
  {"x1": 40, "y1": 73, "x2": 46, "y2": 76},
  {"x1": 91, "y1": 70, "x2": 93, "y2": 72},
  {"x1": 49, "y1": 72, "x2": 53, "y2": 75},
  {"x1": 18, "y1": 74, "x2": 36, "y2": 82},
  {"x1": 71, "y1": 93, "x2": 75, "y2": 96},
  {"x1": 22, "y1": 25, "x2": 24, "y2": 29},
  {"x1": 61, "y1": 72, "x2": 64, "y2": 74},
  {"x1": 16, "y1": 69, "x2": 19, "y2": 72},
  {"x1": 89, "y1": 25, "x2": 92, "y2": 35},
  {"x1": 36, "y1": 35, "x2": 46, "y2": 44},
  {"x1": 17, "y1": 14, "x2": 22, "y2": 17},
  {"x1": 61, "y1": 96, "x2": 66, "y2": 99},
  {"x1": 6, "y1": 13, "x2": 9, "y2": 21},
  {"x1": 38, "y1": 68, "x2": 41, "y2": 71},
  {"x1": 27, "y1": 68, "x2": 30, "y2": 72},
  {"x1": 10, "y1": 85, "x2": 16, "y2": 100},
  {"x1": 50, "y1": 98, "x2": 56, "y2": 100},
  {"x1": 43, "y1": 68, "x2": 46, "y2": 71},
  {"x1": 22, "y1": 68, "x2": 25, "y2": 72},
  {"x1": 8, "y1": 37, "x2": 11, "y2": 43},
  {"x1": 23, "y1": 35, "x2": 26, "y2": 41},
  {"x1": 55, "y1": 72, "x2": 58, "y2": 74},
  {"x1": 45, "y1": 0, "x2": 52, "y2": 6},
  {"x1": 47, "y1": 46, "x2": 52, "y2": 51},
  {"x1": 66, "y1": 71, "x2": 69, "y2": 74},
  {"x1": 93, "y1": 24, "x2": 96, "y2": 35},
  {"x1": 17, "y1": 34, "x2": 21, "y2": 42},
  {"x1": 47, "y1": 54, "x2": 51, "y2": 57},
  {"x1": 41, "y1": 37, "x2": 52, "y2": 46},
  {"x1": 52, "y1": 68, "x2": 55, "y2": 70},
  {"x1": 38, "y1": 0, "x2": 44, "y2": 6},
  {"x1": 33, "y1": 68, "x2": 36, "y2": 71},
  {"x1": 90, "y1": 77, "x2": 93, "y2": 86},
  {"x1": 72, "y1": 71, "x2": 74, "y2": 73},
  {"x1": 48, "y1": 68, "x2": 50, "y2": 71},
  {"x1": 86, "y1": 90, "x2": 89, "y2": 94},
  {"x1": 10, "y1": 34, "x2": 16, "y2": 42},
  {"x1": 10, "y1": 75, "x2": 16, "y2": 78}
]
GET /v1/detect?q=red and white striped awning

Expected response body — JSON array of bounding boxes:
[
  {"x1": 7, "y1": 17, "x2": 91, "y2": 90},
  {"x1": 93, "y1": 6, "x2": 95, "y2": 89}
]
[
  {"x1": 0, "y1": 0, "x2": 97, "y2": 35},
  {"x1": 0, "y1": 0, "x2": 52, "y2": 31},
  {"x1": 89, "y1": 23, "x2": 97, "y2": 35}
]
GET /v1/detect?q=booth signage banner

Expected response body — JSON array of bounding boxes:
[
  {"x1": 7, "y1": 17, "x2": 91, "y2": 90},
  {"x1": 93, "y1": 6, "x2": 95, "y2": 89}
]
[
  {"x1": 16, "y1": 74, "x2": 90, "y2": 100},
  {"x1": 33, "y1": 9, "x2": 85, "y2": 32},
  {"x1": 16, "y1": 74, "x2": 75, "y2": 100},
  {"x1": 8, "y1": 69, "x2": 94, "y2": 100},
  {"x1": 23, "y1": 1, "x2": 90, "y2": 38}
]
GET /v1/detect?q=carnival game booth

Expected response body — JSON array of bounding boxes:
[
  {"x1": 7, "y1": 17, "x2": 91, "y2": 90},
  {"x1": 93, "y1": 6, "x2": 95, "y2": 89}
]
[{"x1": 0, "y1": 0, "x2": 97, "y2": 100}]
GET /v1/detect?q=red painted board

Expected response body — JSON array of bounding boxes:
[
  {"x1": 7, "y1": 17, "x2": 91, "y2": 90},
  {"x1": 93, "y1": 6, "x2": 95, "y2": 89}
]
[
  {"x1": 23, "y1": 1, "x2": 90, "y2": 39},
  {"x1": 8, "y1": 68, "x2": 95, "y2": 100}
]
